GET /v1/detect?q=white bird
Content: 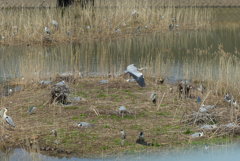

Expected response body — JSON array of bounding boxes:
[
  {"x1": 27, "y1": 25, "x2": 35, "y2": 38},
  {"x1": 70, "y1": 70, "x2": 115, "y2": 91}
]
[
  {"x1": 2, "y1": 108, "x2": 15, "y2": 128},
  {"x1": 56, "y1": 81, "x2": 65, "y2": 86},
  {"x1": 44, "y1": 26, "x2": 51, "y2": 35},
  {"x1": 118, "y1": 106, "x2": 128, "y2": 114},
  {"x1": 77, "y1": 122, "x2": 94, "y2": 127},
  {"x1": 131, "y1": 10, "x2": 138, "y2": 16},
  {"x1": 191, "y1": 132, "x2": 204, "y2": 138},
  {"x1": 51, "y1": 20, "x2": 59, "y2": 28},
  {"x1": 199, "y1": 104, "x2": 216, "y2": 113},
  {"x1": 125, "y1": 64, "x2": 145, "y2": 87}
]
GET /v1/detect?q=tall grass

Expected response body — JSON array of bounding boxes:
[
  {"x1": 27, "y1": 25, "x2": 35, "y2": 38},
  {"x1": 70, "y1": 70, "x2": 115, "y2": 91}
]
[{"x1": 0, "y1": 0, "x2": 212, "y2": 45}]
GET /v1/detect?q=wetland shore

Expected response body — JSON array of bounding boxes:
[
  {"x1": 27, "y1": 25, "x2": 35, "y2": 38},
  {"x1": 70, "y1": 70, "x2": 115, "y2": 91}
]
[{"x1": 0, "y1": 75, "x2": 239, "y2": 158}]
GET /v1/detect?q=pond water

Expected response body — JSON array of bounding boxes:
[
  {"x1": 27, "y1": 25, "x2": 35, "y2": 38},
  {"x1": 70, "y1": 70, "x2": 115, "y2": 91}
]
[
  {"x1": 1, "y1": 26, "x2": 240, "y2": 84},
  {"x1": 2, "y1": 144, "x2": 240, "y2": 161}
]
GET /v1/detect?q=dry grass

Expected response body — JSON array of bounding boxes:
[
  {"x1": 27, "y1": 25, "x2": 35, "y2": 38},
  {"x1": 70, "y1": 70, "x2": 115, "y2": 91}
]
[
  {"x1": 0, "y1": 75, "x2": 240, "y2": 157},
  {"x1": 0, "y1": 1, "x2": 212, "y2": 45}
]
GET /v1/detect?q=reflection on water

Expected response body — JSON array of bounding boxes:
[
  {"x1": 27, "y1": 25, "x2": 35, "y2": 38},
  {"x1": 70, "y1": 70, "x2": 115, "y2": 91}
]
[
  {"x1": 2, "y1": 144, "x2": 240, "y2": 161},
  {"x1": 0, "y1": 28, "x2": 240, "y2": 85}
]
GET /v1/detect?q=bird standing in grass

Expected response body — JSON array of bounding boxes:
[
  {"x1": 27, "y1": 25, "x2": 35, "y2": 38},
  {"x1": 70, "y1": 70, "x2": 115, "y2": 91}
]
[
  {"x1": 51, "y1": 129, "x2": 57, "y2": 137},
  {"x1": 1, "y1": 108, "x2": 15, "y2": 128},
  {"x1": 28, "y1": 106, "x2": 37, "y2": 115},
  {"x1": 150, "y1": 93, "x2": 157, "y2": 105},
  {"x1": 136, "y1": 131, "x2": 145, "y2": 144},
  {"x1": 120, "y1": 129, "x2": 126, "y2": 146},
  {"x1": 44, "y1": 26, "x2": 51, "y2": 35},
  {"x1": 51, "y1": 20, "x2": 59, "y2": 29},
  {"x1": 118, "y1": 106, "x2": 128, "y2": 118},
  {"x1": 197, "y1": 84, "x2": 205, "y2": 94}
]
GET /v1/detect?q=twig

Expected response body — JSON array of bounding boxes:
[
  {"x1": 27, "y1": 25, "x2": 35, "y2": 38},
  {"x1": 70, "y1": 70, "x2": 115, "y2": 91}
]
[
  {"x1": 91, "y1": 106, "x2": 100, "y2": 116},
  {"x1": 157, "y1": 92, "x2": 165, "y2": 111}
]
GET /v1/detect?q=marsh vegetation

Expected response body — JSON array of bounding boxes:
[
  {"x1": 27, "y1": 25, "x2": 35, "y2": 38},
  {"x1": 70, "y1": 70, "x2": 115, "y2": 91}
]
[{"x1": 1, "y1": 0, "x2": 240, "y2": 160}]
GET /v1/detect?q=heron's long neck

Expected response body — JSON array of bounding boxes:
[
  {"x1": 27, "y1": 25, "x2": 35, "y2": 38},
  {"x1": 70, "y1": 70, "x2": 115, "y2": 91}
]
[{"x1": 3, "y1": 109, "x2": 7, "y2": 118}]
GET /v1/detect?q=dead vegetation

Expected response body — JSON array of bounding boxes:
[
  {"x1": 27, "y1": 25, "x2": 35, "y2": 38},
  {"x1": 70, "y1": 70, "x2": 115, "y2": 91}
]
[{"x1": 0, "y1": 75, "x2": 240, "y2": 157}]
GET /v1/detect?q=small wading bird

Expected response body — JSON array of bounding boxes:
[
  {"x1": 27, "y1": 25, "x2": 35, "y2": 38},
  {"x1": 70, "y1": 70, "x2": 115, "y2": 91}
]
[
  {"x1": 125, "y1": 64, "x2": 145, "y2": 87},
  {"x1": 1, "y1": 108, "x2": 15, "y2": 128}
]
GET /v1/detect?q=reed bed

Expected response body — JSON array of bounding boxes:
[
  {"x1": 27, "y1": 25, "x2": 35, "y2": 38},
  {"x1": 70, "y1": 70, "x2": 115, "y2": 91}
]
[{"x1": 0, "y1": 0, "x2": 213, "y2": 45}]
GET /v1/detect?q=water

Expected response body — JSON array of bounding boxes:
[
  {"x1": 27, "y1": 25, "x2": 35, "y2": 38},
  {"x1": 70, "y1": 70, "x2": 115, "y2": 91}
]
[
  {"x1": 2, "y1": 144, "x2": 240, "y2": 161},
  {"x1": 1, "y1": 27, "x2": 240, "y2": 84}
]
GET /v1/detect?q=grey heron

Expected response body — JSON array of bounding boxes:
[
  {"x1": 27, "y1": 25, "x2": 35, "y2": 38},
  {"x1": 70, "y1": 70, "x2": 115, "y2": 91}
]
[
  {"x1": 77, "y1": 122, "x2": 94, "y2": 127},
  {"x1": 119, "y1": 106, "x2": 127, "y2": 113},
  {"x1": 39, "y1": 80, "x2": 52, "y2": 85},
  {"x1": 28, "y1": 106, "x2": 37, "y2": 115},
  {"x1": 191, "y1": 132, "x2": 204, "y2": 138},
  {"x1": 44, "y1": 26, "x2": 51, "y2": 35},
  {"x1": 131, "y1": 10, "x2": 138, "y2": 17},
  {"x1": 99, "y1": 80, "x2": 108, "y2": 84},
  {"x1": 199, "y1": 104, "x2": 216, "y2": 113},
  {"x1": 2, "y1": 108, "x2": 15, "y2": 128},
  {"x1": 118, "y1": 106, "x2": 128, "y2": 117},
  {"x1": 169, "y1": 24, "x2": 174, "y2": 31},
  {"x1": 197, "y1": 84, "x2": 205, "y2": 94},
  {"x1": 56, "y1": 80, "x2": 65, "y2": 86},
  {"x1": 51, "y1": 129, "x2": 57, "y2": 137},
  {"x1": 224, "y1": 93, "x2": 238, "y2": 107},
  {"x1": 150, "y1": 93, "x2": 157, "y2": 105},
  {"x1": 120, "y1": 129, "x2": 126, "y2": 146},
  {"x1": 51, "y1": 20, "x2": 59, "y2": 29},
  {"x1": 120, "y1": 129, "x2": 126, "y2": 140},
  {"x1": 125, "y1": 64, "x2": 145, "y2": 87},
  {"x1": 136, "y1": 131, "x2": 146, "y2": 145}
]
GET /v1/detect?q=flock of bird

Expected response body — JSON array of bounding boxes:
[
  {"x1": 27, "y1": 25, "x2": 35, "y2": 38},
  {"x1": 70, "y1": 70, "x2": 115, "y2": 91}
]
[
  {"x1": 43, "y1": 10, "x2": 179, "y2": 37},
  {"x1": 1, "y1": 63, "x2": 238, "y2": 148}
]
